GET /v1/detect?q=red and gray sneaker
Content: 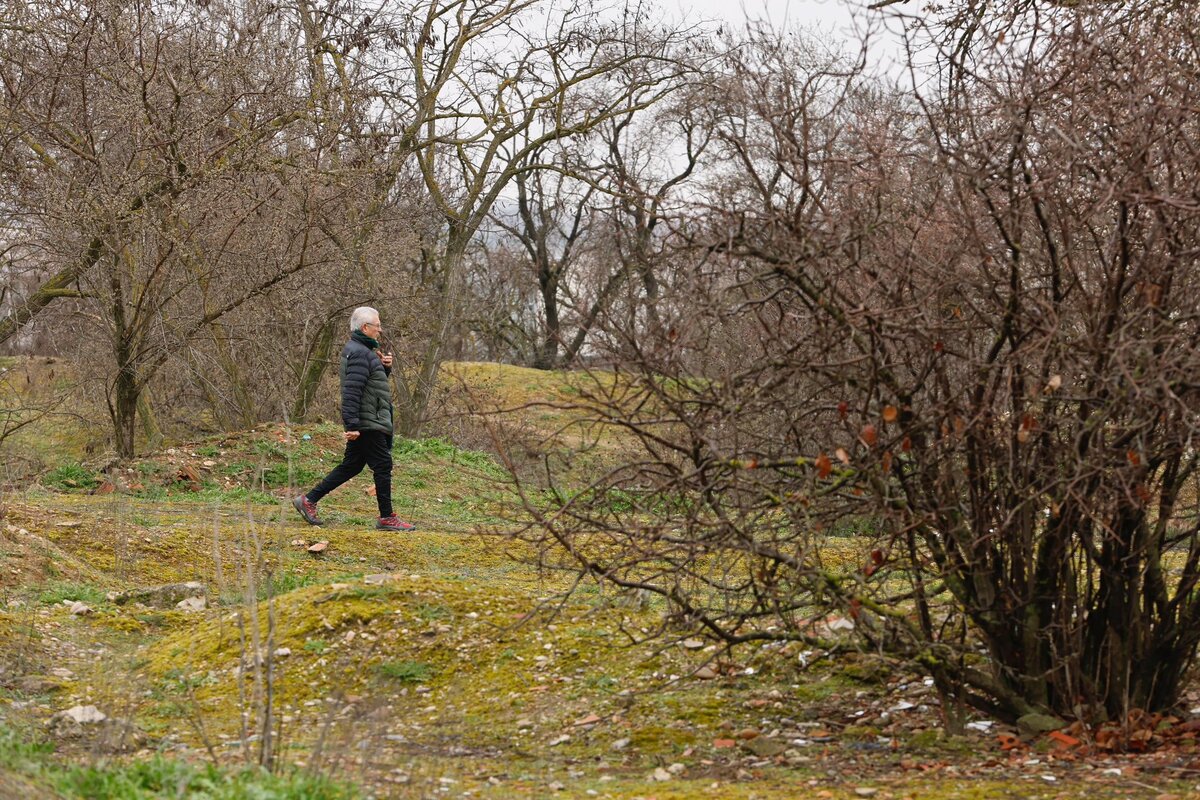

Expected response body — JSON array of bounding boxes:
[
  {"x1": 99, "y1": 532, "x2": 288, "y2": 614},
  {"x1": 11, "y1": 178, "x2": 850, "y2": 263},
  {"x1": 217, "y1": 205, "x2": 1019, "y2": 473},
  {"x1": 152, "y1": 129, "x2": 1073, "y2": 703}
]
[
  {"x1": 376, "y1": 515, "x2": 415, "y2": 532},
  {"x1": 292, "y1": 495, "x2": 323, "y2": 526}
]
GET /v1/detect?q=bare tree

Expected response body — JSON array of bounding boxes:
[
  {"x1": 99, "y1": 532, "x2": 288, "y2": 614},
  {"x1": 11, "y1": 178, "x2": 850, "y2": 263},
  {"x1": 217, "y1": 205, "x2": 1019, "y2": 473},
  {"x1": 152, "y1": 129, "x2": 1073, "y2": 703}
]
[
  {"x1": 369, "y1": 0, "x2": 699, "y2": 433},
  {"x1": 512, "y1": 6, "x2": 1200, "y2": 725}
]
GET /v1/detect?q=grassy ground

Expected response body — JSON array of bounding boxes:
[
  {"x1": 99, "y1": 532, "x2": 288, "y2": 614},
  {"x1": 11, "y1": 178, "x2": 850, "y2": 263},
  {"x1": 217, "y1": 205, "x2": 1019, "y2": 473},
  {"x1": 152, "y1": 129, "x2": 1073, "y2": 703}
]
[{"x1": 0, "y1": 359, "x2": 1197, "y2": 799}]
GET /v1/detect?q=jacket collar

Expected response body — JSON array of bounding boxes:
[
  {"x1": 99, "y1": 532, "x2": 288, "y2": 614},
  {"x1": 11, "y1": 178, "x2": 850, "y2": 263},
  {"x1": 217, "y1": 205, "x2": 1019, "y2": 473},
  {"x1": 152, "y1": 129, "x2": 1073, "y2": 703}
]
[{"x1": 352, "y1": 329, "x2": 379, "y2": 350}]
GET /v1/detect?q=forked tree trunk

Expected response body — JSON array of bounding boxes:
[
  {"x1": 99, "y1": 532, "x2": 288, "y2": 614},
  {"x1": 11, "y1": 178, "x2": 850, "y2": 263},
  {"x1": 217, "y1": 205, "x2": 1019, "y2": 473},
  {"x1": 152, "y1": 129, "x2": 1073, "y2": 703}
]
[{"x1": 291, "y1": 316, "x2": 337, "y2": 423}]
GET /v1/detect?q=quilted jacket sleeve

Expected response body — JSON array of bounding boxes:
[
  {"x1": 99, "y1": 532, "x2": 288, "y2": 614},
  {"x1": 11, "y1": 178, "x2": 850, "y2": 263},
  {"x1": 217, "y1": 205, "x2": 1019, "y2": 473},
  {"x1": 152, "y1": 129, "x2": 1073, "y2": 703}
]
[{"x1": 340, "y1": 343, "x2": 370, "y2": 431}]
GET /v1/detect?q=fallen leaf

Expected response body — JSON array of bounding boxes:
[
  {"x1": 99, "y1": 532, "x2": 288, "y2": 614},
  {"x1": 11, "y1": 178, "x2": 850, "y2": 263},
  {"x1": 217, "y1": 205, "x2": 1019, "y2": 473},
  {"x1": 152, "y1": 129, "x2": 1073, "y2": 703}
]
[
  {"x1": 860, "y1": 424, "x2": 877, "y2": 446},
  {"x1": 996, "y1": 733, "x2": 1022, "y2": 751},
  {"x1": 815, "y1": 453, "x2": 832, "y2": 479},
  {"x1": 1048, "y1": 730, "x2": 1080, "y2": 748}
]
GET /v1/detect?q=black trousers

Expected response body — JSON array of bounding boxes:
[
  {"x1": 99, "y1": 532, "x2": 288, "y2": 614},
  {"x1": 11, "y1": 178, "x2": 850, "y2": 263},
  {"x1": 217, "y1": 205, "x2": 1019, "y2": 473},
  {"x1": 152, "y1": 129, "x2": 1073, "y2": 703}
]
[{"x1": 306, "y1": 430, "x2": 393, "y2": 517}]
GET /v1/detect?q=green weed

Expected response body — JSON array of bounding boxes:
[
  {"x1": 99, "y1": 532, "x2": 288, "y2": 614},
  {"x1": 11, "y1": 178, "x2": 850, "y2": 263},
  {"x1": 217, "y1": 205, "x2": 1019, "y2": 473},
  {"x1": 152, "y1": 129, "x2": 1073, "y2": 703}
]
[
  {"x1": 374, "y1": 660, "x2": 435, "y2": 683},
  {"x1": 261, "y1": 462, "x2": 322, "y2": 489},
  {"x1": 44, "y1": 463, "x2": 99, "y2": 491},
  {"x1": 0, "y1": 729, "x2": 360, "y2": 799},
  {"x1": 35, "y1": 581, "x2": 107, "y2": 607}
]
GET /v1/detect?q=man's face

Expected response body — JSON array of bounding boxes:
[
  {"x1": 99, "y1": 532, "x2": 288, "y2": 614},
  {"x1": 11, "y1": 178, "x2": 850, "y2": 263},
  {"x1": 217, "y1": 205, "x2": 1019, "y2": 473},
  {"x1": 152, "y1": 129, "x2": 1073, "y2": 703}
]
[{"x1": 362, "y1": 317, "x2": 383, "y2": 337}]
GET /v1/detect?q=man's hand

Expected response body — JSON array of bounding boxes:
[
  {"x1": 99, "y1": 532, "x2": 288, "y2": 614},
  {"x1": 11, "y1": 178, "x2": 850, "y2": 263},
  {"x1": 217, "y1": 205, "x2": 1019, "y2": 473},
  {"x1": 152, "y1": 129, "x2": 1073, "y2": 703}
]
[
  {"x1": 345, "y1": 431, "x2": 360, "y2": 441},
  {"x1": 380, "y1": 351, "x2": 393, "y2": 368}
]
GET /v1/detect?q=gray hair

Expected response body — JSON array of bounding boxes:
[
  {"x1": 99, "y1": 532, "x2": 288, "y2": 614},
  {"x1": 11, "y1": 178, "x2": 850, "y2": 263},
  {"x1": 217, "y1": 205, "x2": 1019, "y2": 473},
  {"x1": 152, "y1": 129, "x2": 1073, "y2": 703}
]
[{"x1": 349, "y1": 306, "x2": 379, "y2": 333}]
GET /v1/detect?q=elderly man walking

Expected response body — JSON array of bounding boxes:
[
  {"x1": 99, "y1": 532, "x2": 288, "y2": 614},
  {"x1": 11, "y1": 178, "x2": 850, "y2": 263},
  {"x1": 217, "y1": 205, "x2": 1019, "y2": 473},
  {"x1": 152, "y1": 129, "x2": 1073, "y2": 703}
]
[{"x1": 293, "y1": 306, "x2": 416, "y2": 532}]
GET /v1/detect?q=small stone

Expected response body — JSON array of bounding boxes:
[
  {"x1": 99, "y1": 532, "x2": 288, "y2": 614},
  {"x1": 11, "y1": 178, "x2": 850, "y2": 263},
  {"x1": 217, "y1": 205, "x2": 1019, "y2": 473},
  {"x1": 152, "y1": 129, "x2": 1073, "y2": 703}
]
[
  {"x1": 682, "y1": 639, "x2": 705, "y2": 649},
  {"x1": 667, "y1": 763, "x2": 686, "y2": 775},
  {"x1": 855, "y1": 789, "x2": 878, "y2": 797},
  {"x1": 55, "y1": 705, "x2": 107, "y2": 724},
  {"x1": 694, "y1": 666, "x2": 718, "y2": 680},
  {"x1": 291, "y1": 539, "x2": 307, "y2": 547},
  {"x1": 548, "y1": 734, "x2": 571, "y2": 746},
  {"x1": 68, "y1": 602, "x2": 92, "y2": 616},
  {"x1": 176, "y1": 597, "x2": 206, "y2": 612},
  {"x1": 15, "y1": 676, "x2": 62, "y2": 694},
  {"x1": 202, "y1": 460, "x2": 216, "y2": 467},
  {"x1": 742, "y1": 737, "x2": 787, "y2": 757},
  {"x1": 610, "y1": 737, "x2": 631, "y2": 751},
  {"x1": 307, "y1": 541, "x2": 328, "y2": 554},
  {"x1": 273, "y1": 647, "x2": 292, "y2": 658},
  {"x1": 737, "y1": 728, "x2": 760, "y2": 740},
  {"x1": 363, "y1": 574, "x2": 393, "y2": 585},
  {"x1": 547, "y1": 782, "x2": 565, "y2": 791},
  {"x1": 1017, "y1": 713, "x2": 1065, "y2": 735},
  {"x1": 650, "y1": 767, "x2": 672, "y2": 781}
]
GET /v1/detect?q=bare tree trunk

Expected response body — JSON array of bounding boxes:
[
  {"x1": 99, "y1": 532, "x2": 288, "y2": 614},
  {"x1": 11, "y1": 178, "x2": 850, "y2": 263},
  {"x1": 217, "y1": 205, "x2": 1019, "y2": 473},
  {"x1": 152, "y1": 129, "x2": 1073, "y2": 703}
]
[
  {"x1": 292, "y1": 316, "x2": 336, "y2": 422},
  {"x1": 533, "y1": 268, "x2": 561, "y2": 370}
]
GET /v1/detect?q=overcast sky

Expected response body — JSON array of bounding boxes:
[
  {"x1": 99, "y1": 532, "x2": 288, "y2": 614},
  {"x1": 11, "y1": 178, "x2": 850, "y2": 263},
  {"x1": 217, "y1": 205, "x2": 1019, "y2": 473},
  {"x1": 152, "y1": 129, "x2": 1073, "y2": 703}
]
[
  {"x1": 668, "y1": 0, "x2": 913, "y2": 76},
  {"x1": 674, "y1": 0, "x2": 865, "y2": 34}
]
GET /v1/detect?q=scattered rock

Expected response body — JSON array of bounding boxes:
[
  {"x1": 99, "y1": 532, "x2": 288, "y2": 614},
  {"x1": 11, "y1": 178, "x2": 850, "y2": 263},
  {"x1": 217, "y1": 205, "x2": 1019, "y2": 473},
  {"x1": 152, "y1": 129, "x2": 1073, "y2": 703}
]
[
  {"x1": 742, "y1": 737, "x2": 787, "y2": 757},
  {"x1": 650, "y1": 767, "x2": 672, "y2": 781},
  {"x1": 694, "y1": 665, "x2": 718, "y2": 680},
  {"x1": 364, "y1": 574, "x2": 394, "y2": 585},
  {"x1": 610, "y1": 737, "x2": 631, "y2": 751},
  {"x1": 176, "y1": 596, "x2": 206, "y2": 612},
  {"x1": 68, "y1": 601, "x2": 93, "y2": 615},
  {"x1": 855, "y1": 789, "x2": 878, "y2": 797},
  {"x1": 1017, "y1": 713, "x2": 1065, "y2": 735},
  {"x1": 52, "y1": 704, "x2": 107, "y2": 726},
  {"x1": 13, "y1": 676, "x2": 64, "y2": 694},
  {"x1": 713, "y1": 738, "x2": 737, "y2": 748},
  {"x1": 667, "y1": 763, "x2": 686, "y2": 775},
  {"x1": 573, "y1": 713, "x2": 601, "y2": 727},
  {"x1": 273, "y1": 647, "x2": 292, "y2": 658},
  {"x1": 114, "y1": 582, "x2": 206, "y2": 609},
  {"x1": 547, "y1": 734, "x2": 571, "y2": 746},
  {"x1": 308, "y1": 541, "x2": 329, "y2": 554},
  {"x1": 291, "y1": 539, "x2": 307, "y2": 548},
  {"x1": 737, "y1": 727, "x2": 760, "y2": 740},
  {"x1": 682, "y1": 638, "x2": 705, "y2": 649}
]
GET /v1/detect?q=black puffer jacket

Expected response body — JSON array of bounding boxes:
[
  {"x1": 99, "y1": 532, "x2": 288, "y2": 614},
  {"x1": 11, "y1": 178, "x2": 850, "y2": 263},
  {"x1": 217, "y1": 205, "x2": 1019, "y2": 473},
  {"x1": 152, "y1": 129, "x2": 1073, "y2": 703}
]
[{"x1": 339, "y1": 333, "x2": 393, "y2": 434}]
